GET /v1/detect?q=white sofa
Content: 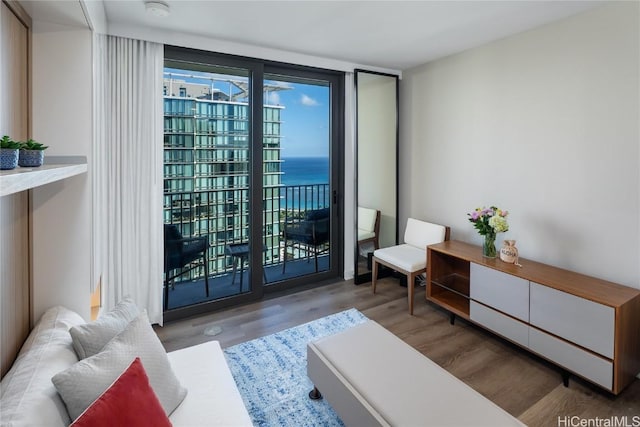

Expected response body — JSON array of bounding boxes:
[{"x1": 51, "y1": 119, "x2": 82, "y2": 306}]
[
  {"x1": 0, "y1": 306, "x2": 252, "y2": 427},
  {"x1": 168, "y1": 341, "x2": 251, "y2": 426}
]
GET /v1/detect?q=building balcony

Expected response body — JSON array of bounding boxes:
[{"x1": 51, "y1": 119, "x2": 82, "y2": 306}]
[
  {"x1": 164, "y1": 253, "x2": 330, "y2": 310},
  {"x1": 163, "y1": 183, "x2": 331, "y2": 311}
]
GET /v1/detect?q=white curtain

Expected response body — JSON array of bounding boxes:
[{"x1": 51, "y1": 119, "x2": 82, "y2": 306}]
[{"x1": 92, "y1": 34, "x2": 164, "y2": 324}]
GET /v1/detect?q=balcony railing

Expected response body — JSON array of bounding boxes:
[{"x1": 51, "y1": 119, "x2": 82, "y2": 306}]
[{"x1": 164, "y1": 183, "x2": 330, "y2": 282}]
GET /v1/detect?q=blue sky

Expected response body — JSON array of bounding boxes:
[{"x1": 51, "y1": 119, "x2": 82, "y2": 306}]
[
  {"x1": 164, "y1": 67, "x2": 329, "y2": 158},
  {"x1": 265, "y1": 80, "x2": 329, "y2": 158}
]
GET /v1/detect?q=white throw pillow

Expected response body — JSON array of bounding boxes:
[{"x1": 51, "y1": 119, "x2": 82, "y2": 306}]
[
  {"x1": 52, "y1": 311, "x2": 187, "y2": 420},
  {"x1": 0, "y1": 306, "x2": 85, "y2": 427},
  {"x1": 69, "y1": 296, "x2": 139, "y2": 359}
]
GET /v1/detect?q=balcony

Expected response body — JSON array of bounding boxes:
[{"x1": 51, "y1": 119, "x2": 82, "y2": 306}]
[
  {"x1": 165, "y1": 256, "x2": 330, "y2": 310},
  {"x1": 164, "y1": 183, "x2": 330, "y2": 310}
]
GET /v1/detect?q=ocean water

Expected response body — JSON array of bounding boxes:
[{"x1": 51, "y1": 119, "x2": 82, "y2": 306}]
[
  {"x1": 280, "y1": 157, "x2": 329, "y2": 209},
  {"x1": 281, "y1": 156, "x2": 329, "y2": 186}
]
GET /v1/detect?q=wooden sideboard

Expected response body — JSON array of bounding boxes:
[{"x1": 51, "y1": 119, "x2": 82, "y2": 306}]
[{"x1": 426, "y1": 240, "x2": 640, "y2": 395}]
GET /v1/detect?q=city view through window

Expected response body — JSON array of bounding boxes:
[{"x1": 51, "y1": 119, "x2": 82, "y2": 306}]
[{"x1": 163, "y1": 66, "x2": 331, "y2": 310}]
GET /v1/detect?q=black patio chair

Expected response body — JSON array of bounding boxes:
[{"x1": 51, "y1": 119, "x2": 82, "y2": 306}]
[
  {"x1": 282, "y1": 208, "x2": 330, "y2": 274},
  {"x1": 164, "y1": 224, "x2": 209, "y2": 310}
]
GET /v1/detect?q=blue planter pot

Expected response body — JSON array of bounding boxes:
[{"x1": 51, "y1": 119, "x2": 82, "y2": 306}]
[
  {"x1": 18, "y1": 149, "x2": 44, "y2": 167},
  {"x1": 0, "y1": 148, "x2": 19, "y2": 170}
]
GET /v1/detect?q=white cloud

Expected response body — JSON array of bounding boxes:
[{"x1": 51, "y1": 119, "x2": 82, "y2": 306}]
[
  {"x1": 267, "y1": 92, "x2": 281, "y2": 105},
  {"x1": 301, "y1": 94, "x2": 319, "y2": 107}
]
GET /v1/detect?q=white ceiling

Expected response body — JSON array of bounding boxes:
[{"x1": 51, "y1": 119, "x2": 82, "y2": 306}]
[{"x1": 21, "y1": 0, "x2": 606, "y2": 70}]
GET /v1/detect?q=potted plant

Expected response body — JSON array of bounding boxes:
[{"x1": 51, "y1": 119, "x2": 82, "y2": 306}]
[
  {"x1": 18, "y1": 138, "x2": 49, "y2": 167},
  {"x1": 0, "y1": 135, "x2": 21, "y2": 170}
]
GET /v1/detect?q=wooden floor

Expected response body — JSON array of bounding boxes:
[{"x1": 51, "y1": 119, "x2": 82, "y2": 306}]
[{"x1": 156, "y1": 277, "x2": 640, "y2": 426}]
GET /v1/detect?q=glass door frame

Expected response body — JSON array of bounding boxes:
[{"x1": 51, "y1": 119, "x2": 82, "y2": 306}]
[
  {"x1": 163, "y1": 46, "x2": 344, "y2": 322},
  {"x1": 260, "y1": 63, "x2": 345, "y2": 294}
]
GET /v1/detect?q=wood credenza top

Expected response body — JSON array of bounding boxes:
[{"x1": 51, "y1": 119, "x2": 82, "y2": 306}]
[{"x1": 428, "y1": 240, "x2": 640, "y2": 308}]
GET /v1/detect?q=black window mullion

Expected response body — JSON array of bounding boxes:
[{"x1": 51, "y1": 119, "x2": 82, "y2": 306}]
[{"x1": 249, "y1": 64, "x2": 264, "y2": 297}]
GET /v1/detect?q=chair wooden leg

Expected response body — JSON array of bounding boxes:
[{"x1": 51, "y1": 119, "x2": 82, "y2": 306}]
[
  {"x1": 372, "y1": 258, "x2": 378, "y2": 293},
  {"x1": 408, "y1": 272, "x2": 416, "y2": 315}
]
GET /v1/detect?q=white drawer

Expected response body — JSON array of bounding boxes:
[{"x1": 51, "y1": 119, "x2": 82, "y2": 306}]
[
  {"x1": 470, "y1": 263, "x2": 529, "y2": 322},
  {"x1": 470, "y1": 301, "x2": 528, "y2": 348},
  {"x1": 529, "y1": 282, "x2": 614, "y2": 359},
  {"x1": 529, "y1": 327, "x2": 613, "y2": 390}
]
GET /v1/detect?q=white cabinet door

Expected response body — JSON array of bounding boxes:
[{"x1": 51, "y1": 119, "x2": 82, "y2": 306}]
[
  {"x1": 470, "y1": 263, "x2": 529, "y2": 321},
  {"x1": 529, "y1": 282, "x2": 614, "y2": 359},
  {"x1": 529, "y1": 327, "x2": 613, "y2": 390},
  {"x1": 470, "y1": 301, "x2": 528, "y2": 347}
]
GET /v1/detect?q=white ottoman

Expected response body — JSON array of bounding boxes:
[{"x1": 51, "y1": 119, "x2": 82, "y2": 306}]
[{"x1": 307, "y1": 320, "x2": 524, "y2": 426}]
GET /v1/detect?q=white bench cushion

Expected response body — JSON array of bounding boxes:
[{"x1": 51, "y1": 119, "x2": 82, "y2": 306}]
[
  {"x1": 308, "y1": 320, "x2": 523, "y2": 426},
  {"x1": 373, "y1": 243, "x2": 425, "y2": 272}
]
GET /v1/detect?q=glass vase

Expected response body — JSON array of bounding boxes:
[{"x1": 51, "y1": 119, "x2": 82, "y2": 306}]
[{"x1": 483, "y1": 233, "x2": 497, "y2": 258}]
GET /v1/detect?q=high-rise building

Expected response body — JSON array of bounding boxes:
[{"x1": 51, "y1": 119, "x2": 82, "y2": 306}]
[{"x1": 163, "y1": 72, "x2": 285, "y2": 280}]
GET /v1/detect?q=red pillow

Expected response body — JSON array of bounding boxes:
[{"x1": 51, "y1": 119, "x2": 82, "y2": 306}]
[{"x1": 71, "y1": 357, "x2": 172, "y2": 427}]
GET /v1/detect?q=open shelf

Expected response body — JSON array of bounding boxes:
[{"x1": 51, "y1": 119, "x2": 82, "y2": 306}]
[
  {"x1": 427, "y1": 247, "x2": 471, "y2": 318},
  {"x1": 430, "y1": 273, "x2": 471, "y2": 316},
  {"x1": 432, "y1": 273, "x2": 469, "y2": 298},
  {"x1": 0, "y1": 156, "x2": 87, "y2": 197},
  {"x1": 429, "y1": 282, "x2": 470, "y2": 318}
]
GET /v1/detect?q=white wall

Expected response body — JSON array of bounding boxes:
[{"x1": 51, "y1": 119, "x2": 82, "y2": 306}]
[
  {"x1": 400, "y1": 2, "x2": 639, "y2": 288},
  {"x1": 31, "y1": 25, "x2": 93, "y2": 321}
]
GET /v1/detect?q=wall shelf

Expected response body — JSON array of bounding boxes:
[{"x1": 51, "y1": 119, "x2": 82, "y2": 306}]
[{"x1": 0, "y1": 156, "x2": 87, "y2": 197}]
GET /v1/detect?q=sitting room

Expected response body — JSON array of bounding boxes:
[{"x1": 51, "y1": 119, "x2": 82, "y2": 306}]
[{"x1": 1, "y1": 1, "x2": 639, "y2": 426}]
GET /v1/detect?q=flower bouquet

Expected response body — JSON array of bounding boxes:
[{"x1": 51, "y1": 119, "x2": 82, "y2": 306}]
[{"x1": 468, "y1": 206, "x2": 509, "y2": 258}]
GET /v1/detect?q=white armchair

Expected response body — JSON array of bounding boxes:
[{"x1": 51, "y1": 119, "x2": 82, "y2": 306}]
[
  {"x1": 372, "y1": 218, "x2": 449, "y2": 314},
  {"x1": 357, "y1": 207, "x2": 380, "y2": 251}
]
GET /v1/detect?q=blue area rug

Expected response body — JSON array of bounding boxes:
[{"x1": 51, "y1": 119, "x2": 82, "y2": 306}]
[{"x1": 223, "y1": 308, "x2": 368, "y2": 427}]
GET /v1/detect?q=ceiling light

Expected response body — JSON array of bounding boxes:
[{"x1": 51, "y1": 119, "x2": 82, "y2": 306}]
[{"x1": 145, "y1": 1, "x2": 170, "y2": 17}]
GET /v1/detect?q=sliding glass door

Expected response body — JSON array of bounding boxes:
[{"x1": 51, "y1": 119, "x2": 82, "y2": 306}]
[
  {"x1": 162, "y1": 47, "x2": 343, "y2": 319},
  {"x1": 163, "y1": 64, "x2": 253, "y2": 312},
  {"x1": 263, "y1": 73, "x2": 332, "y2": 284}
]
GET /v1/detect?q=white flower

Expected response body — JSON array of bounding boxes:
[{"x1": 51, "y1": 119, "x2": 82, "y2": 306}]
[{"x1": 489, "y1": 215, "x2": 509, "y2": 233}]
